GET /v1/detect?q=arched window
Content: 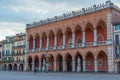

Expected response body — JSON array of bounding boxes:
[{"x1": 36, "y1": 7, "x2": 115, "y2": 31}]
[
  {"x1": 77, "y1": 38, "x2": 82, "y2": 44},
  {"x1": 68, "y1": 39, "x2": 72, "y2": 45},
  {"x1": 60, "y1": 41, "x2": 63, "y2": 46}
]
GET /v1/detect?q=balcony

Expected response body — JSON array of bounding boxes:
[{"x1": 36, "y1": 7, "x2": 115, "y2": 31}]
[
  {"x1": 85, "y1": 42, "x2": 94, "y2": 47},
  {"x1": 12, "y1": 53, "x2": 25, "y2": 56},
  {"x1": 13, "y1": 45, "x2": 25, "y2": 49},
  {"x1": 2, "y1": 60, "x2": 13, "y2": 63},
  {"x1": 49, "y1": 46, "x2": 54, "y2": 50},
  {"x1": 57, "y1": 46, "x2": 63, "y2": 49},
  {"x1": 3, "y1": 54, "x2": 12, "y2": 56},
  {"x1": 97, "y1": 41, "x2": 107, "y2": 46},
  {"x1": 13, "y1": 60, "x2": 24, "y2": 63},
  {"x1": 65, "y1": 45, "x2": 72, "y2": 49},
  {"x1": 115, "y1": 54, "x2": 120, "y2": 58},
  {"x1": 75, "y1": 43, "x2": 82, "y2": 48},
  {"x1": 114, "y1": 41, "x2": 120, "y2": 47},
  {"x1": 27, "y1": 41, "x2": 109, "y2": 53},
  {"x1": 34, "y1": 48, "x2": 39, "y2": 52},
  {"x1": 41, "y1": 48, "x2": 46, "y2": 51}
]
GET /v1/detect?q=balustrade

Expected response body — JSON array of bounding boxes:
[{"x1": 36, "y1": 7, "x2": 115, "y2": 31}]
[
  {"x1": 27, "y1": 40, "x2": 108, "y2": 52},
  {"x1": 75, "y1": 43, "x2": 82, "y2": 48}
]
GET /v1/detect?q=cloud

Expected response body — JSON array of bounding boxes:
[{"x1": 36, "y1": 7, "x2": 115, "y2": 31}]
[
  {"x1": 0, "y1": 22, "x2": 25, "y2": 40},
  {"x1": 0, "y1": 0, "x2": 120, "y2": 41},
  {"x1": 6, "y1": 5, "x2": 48, "y2": 14}
]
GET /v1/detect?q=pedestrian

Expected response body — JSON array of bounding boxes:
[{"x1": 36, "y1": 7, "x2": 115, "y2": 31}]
[{"x1": 34, "y1": 67, "x2": 36, "y2": 74}]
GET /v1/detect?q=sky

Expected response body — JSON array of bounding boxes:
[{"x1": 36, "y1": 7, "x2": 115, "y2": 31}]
[{"x1": 0, "y1": 0, "x2": 120, "y2": 40}]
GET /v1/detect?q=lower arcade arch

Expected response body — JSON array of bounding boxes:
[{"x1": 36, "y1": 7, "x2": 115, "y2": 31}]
[
  {"x1": 34, "y1": 56, "x2": 39, "y2": 68},
  {"x1": 28, "y1": 56, "x2": 32, "y2": 71},
  {"x1": 86, "y1": 52, "x2": 94, "y2": 72},
  {"x1": 56, "y1": 54, "x2": 63, "y2": 71},
  {"x1": 19, "y1": 64, "x2": 24, "y2": 71},
  {"x1": 97, "y1": 51, "x2": 108, "y2": 72},
  {"x1": 41, "y1": 55, "x2": 46, "y2": 71},
  {"x1": 41, "y1": 54, "x2": 54, "y2": 71},
  {"x1": 75, "y1": 52, "x2": 83, "y2": 72},
  {"x1": 13, "y1": 64, "x2": 17, "y2": 71},
  {"x1": 118, "y1": 61, "x2": 120, "y2": 72},
  {"x1": 8, "y1": 64, "x2": 12, "y2": 71},
  {"x1": 49, "y1": 54, "x2": 54, "y2": 71},
  {"x1": 65, "y1": 54, "x2": 72, "y2": 72},
  {"x1": 2, "y1": 64, "x2": 7, "y2": 70}
]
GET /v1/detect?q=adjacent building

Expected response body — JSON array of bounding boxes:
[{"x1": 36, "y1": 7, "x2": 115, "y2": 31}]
[
  {"x1": 2, "y1": 33, "x2": 26, "y2": 71},
  {"x1": 2, "y1": 36, "x2": 14, "y2": 71},
  {"x1": 25, "y1": 1, "x2": 120, "y2": 73},
  {"x1": 113, "y1": 23, "x2": 120, "y2": 73},
  {"x1": 12, "y1": 33, "x2": 26, "y2": 71},
  {"x1": 0, "y1": 41, "x2": 2, "y2": 70}
]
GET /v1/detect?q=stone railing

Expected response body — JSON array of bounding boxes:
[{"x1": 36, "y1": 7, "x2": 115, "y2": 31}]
[
  {"x1": 97, "y1": 41, "x2": 107, "y2": 45},
  {"x1": 29, "y1": 49, "x2": 33, "y2": 52},
  {"x1": 85, "y1": 42, "x2": 94, "y2": 47},
  {"x1": 26, "y1": 1, "x2": 118, "y2": 29},
  {"x1": 57, "y1": 46, "x2": 63, "y2": 49},
  {"x1": 41, "y1": 48, "x2": 46, "y2": 51},
  {"x1": 27, "y1": 40, "x2": 110, "y2": 53},
  {"x1": 34, "y1": 48, "x2": 39, "y2": 52},
  {"x1": 75, "y1": 43, "x2": 82, "y2": 48},
  {"x1": 65, "y1": 45, "x2": 72, "y2": 49},
  {"x1": 49, "y1": 46, "x2": 54, "y2": 50}
]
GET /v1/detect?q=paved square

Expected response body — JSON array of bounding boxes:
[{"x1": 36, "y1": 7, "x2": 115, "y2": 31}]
[{"x1": 0, "y1": 71, "x2": 120, "y2": 80}]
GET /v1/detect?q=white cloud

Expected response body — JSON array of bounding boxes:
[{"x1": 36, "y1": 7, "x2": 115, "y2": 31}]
[
  {"x1": 0, "y1": 22, "x2": 25, "y2": 40},
  {"x1": 8, "y1": 5, "x2": 48, "y2": 14},
  {"x1": 0, "y1": 0, "x2": 120, "y2": 40}
]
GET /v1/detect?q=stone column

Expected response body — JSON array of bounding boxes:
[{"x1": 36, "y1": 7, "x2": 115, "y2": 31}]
[
  {"x1": 115, "y1": 62, "x2": 118, "y2": 73},
  {"x1": 93, "y1": 28, "x2": 97, "y2": 46},
  {"x1": 72, "y1": 32, "x2": 75, "y2": 48},
  {"x1": 62, "y1": 60, "x2": 66, "y2": 72},
  {"x1": 17, "y1": 64, "x2": 19, "y2": 71},
  {"x1": 46, "y1": 37, "x2": 49, "y2": 50},
  {"x1": 24, "y1": 62, "x2": 28, "y2": 71},
  {"x1": 83, "y1": 59, "x2": 86, "y2": 72},
  {"x1": 24, "y1": 33, "x2": 28, "y2": 71},
  {"x1": 39, "y1": 60, "x2": 41, "y2": 71},
  {"x1": 12, "y1": 64, "x2": 13, "y2": 71},
  {"x1": 72, "y1": 60, "x2": 75, "y2": 72},
  {"x1": 42, "y1": 59, "x2": 45, "y2": 71},
  {"x1": 54, "y1": 35, "x2": 57, "y2": 50},
  {"x1": 107, "y1": 13, "x2": 114, "y2": 73},
  {"x1": 82, "y1": 31, "x2": 85, "y2": 47},
  {"x1": 26, "y1": 40, "x2": 29, "y2": 52},
  {"x1": 62, "y1": 34, "x2": 66, "y2": 49},
  {"x1": 77, "y1": 57, "x2": 81, "y2": 72},
  {"x1": 32, "y1": 61, "x2": 34, "y2": 71},
  {"x1": 32, "y1": 39, "x2": 35, "y2": 51},
  {"x1": 25, "y1": 32, "x2": 29, "y2": 53},
  {"x1": 54, "y1": 61, "x2": 57, "y2": 72},
  {"x1": 94, "y1": 59, "x2": 98, "y2": 72},
  {"x1": 39, "y1": 38, "x2": 42, "y2": 51},
  {"x1": 6, "y1": 64, "x2": 8, "y2": 71},
  {"x1": 108, "y1": 46, "x2": 114, "y2": 73}
]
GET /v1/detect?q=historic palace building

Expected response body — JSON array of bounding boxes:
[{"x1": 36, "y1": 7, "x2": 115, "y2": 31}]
[
  {"x1": 12, "y1": 33, "x2": 26, "y2": 71},
  {"x1": 25, "y1": 1, "x2": 120, "y2": 73}
]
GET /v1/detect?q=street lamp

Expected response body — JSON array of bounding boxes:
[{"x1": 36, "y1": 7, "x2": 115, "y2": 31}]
[{"x1": 44, "y1": 51, "x2": 51, "y2": 73}]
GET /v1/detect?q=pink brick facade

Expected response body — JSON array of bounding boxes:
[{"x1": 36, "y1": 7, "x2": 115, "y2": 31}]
[{"x1": 25, "y1": 1, "x2": 120, "y2": 73}]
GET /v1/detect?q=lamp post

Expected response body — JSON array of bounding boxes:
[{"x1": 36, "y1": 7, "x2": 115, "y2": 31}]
[{"x1": 44, "y1": 51, "x2": 50, "y2": 73}]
